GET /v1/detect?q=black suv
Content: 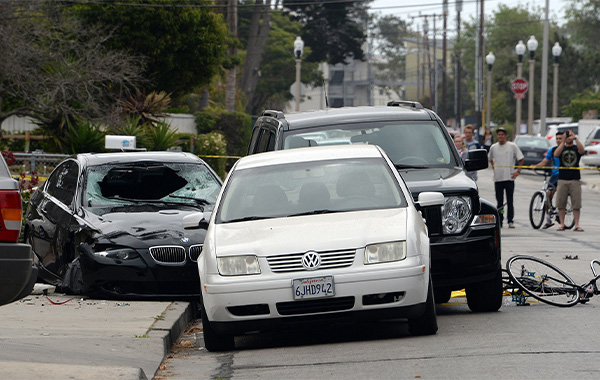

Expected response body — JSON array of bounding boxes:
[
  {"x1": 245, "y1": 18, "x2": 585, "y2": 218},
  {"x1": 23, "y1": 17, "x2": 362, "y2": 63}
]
[{"x1": 247, "y1": 101, "x2": 502, "y2": 312}]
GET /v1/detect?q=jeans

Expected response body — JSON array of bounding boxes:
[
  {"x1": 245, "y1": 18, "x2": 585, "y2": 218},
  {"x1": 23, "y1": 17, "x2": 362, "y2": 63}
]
[{"x1": 494, "y1": 180, "x2": 515, "y2": 224}]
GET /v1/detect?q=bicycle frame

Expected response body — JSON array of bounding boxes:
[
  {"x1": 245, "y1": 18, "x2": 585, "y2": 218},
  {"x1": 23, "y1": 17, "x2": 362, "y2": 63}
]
[{"x1": 505, "y1": 257, "x2": 600, "y2": 306}]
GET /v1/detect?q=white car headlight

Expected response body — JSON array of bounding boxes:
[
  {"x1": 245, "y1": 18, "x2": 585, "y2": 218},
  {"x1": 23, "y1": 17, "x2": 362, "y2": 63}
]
[
  {"x1": 442, "y1": 196, "x2": 472, "y2": 234},
  {"x1": 217, "y1": 255, "x2": 261, "y2": 276},
  {"x1": 364, "y1": 241, "x2": 406, "y2": 264}
]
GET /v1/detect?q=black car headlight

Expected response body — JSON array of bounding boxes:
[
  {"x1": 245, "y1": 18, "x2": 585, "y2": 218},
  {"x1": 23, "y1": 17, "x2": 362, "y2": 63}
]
[
  {"x1": 441, "y1": 196, "x2": 472, "y2": 234},
  {"x1": 95, "y1": 248, "x2": 140, "y2": 260}
]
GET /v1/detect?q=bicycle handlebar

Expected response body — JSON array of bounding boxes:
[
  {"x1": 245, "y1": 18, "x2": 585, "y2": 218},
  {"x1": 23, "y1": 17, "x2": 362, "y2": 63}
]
[{"x1": 591, "y1": 260, "x2": 600, "y2": 277}]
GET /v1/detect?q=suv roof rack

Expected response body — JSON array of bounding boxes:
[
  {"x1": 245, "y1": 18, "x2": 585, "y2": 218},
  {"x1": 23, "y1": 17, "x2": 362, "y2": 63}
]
[
  {"x1": 261, "y1": 110, "x2": 286, "y2": 119},
  {"x1": 387, "y1": 101, "x2": 424, "y2": 110}
]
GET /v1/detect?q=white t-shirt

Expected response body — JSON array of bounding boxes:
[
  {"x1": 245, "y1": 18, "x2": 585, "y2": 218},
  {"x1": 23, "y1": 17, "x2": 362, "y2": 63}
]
[{"x1": 488, "y1": 141, "x2": 524, "y2": 182}]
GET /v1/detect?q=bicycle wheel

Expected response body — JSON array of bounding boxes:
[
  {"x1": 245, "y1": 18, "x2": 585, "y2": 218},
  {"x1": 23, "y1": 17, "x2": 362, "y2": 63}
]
[
  {"x1": 563, "y1": 198, "x2": 575, "y2": 230},
  {"x1": 529, "y1": 191, "x2": 546, "y2": 229},
  {"x1": 506, "y1": 255, "x2": 580, "y2": 307}
]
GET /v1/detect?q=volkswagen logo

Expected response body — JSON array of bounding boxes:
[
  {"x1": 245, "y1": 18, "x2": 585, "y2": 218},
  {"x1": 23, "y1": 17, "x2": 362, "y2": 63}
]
[{"x1": 302, "y1": 251, "x2": 321, "y2": 270}]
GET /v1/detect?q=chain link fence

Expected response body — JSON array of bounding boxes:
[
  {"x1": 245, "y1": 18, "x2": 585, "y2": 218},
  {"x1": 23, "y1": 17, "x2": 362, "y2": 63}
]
[{"x1": 9, "y1": 151, "x2": 69, "y2": 177}]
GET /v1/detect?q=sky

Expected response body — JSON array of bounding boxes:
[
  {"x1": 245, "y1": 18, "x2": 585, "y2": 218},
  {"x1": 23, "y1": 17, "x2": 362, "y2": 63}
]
[{"x1": 369, "y1": 0, "x2": 571, "y2": 35}]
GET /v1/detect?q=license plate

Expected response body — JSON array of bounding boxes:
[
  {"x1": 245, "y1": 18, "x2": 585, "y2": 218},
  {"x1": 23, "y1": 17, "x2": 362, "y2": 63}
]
[
  {"x1": 292, "y1": 276, "x2": 334, "y2": 300},
  {"x1": 527, "y1": 152, "x2": 538, "y2": 157}
]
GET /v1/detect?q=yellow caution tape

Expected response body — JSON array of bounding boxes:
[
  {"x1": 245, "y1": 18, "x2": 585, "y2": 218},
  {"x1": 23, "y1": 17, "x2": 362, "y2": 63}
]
[
  {"x1": 493, "y1": 165, "x2": 600, "y2": 170},
  {"x1": 198, "y1": 154, "x2": 242, "y2": 159}
]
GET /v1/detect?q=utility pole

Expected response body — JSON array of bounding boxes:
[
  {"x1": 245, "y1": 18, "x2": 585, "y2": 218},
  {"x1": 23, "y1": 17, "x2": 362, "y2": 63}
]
[
  {"x1": 433, "y1": 16, "x2": 438, "y2": 113},
  {"x1": 416, "y1": 24, "x2": 421, "y2": 100},
  {"x1": 476, "y1": 0, "x2": 485, "y2": 137},
  {"x1": 411, "y1": 14, "x2": 441, "y2": 109},
  {"x1": 455, "y1": 0, "x2": 462, "y2": 130},
  {"x1": 441, "y1": 0, "x2": 448, "y2": 123}
]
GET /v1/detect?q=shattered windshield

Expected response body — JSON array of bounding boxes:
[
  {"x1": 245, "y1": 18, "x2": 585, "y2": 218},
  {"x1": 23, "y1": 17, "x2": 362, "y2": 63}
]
[{"x1": 84, "y1": 162, "x2": 221, "y2": 214}]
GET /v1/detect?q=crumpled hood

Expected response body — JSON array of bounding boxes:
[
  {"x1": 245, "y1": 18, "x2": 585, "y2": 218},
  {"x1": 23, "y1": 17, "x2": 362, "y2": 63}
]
[
  {"x1": 82, "y1": 209, "x2": 205, "y2": 247},
  {"x1": 212, "y1": 208, "x2": 407, "y2": 257},
  {"x1": 399, "y1": 167, "x2": 478, "y2": 198}
]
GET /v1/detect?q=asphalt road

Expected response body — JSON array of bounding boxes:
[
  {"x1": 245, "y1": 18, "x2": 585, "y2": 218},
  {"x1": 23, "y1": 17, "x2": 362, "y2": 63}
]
[{"x1": 156, "y1": 166, "x2": 600, "y2": 380}]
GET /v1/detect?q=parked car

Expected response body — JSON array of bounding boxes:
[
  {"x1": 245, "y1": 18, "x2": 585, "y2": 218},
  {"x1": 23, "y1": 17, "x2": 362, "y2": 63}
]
[
  {"x1": 581, "y1": 145, "x2": 600, "y2": 167},
  {"x1": 25, "y1": 152, "x2": 222, "y2": 299},
  {"x1": 584, "y1": 126, "x2": 600, "y2": 146},
  {"x1": 0, "y1": 153, "x2": 36, "y2": 306},
  {"x1": 546, "y1": 123, "x2": 578, "y2": 146},
  {"x1": 514, "y1": 135, "x2": 551, "y2": 168},
  {"x1": 247, "y1": 102, "x2": 502, "y2": 313},
  {"x1": 187, "y1": 144, "x2": 443, "y2": 351}
]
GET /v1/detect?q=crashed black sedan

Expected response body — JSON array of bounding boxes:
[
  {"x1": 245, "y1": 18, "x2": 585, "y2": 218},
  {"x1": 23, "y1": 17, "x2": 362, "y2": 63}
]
[{"x1": 24, "y1": 152, "x2": 222, "y2": 299}]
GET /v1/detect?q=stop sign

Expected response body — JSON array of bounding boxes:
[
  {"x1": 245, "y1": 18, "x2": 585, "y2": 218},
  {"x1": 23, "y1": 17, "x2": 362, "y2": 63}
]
[{"x1": 511, "y1": 78, "x2": 528, "y2": 98}]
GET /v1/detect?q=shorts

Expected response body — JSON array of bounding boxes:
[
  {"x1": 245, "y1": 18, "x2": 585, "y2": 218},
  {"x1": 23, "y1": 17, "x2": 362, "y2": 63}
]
[
  {"x1": 556, "y1": 180, "x2": 582, "y2": 209},
  {"x1": 549, "y1": 175, "x2": 558, "y2": 190}
]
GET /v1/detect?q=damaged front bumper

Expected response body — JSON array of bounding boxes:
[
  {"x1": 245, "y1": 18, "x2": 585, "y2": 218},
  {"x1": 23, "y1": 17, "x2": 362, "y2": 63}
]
[{"x1": 76, "y1": 243, "x2": 201, "y2": 300}]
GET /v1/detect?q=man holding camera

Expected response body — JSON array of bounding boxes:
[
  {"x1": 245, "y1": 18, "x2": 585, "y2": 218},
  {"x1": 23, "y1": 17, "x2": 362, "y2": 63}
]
[{"x1": 553, "y1": 129, "x2": 585, "y2": 231}]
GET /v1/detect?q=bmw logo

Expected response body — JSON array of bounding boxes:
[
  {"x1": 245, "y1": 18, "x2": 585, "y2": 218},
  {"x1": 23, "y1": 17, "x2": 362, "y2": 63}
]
[{"x1": 181, "y1": 237, "x2": 190, "y2": 243}]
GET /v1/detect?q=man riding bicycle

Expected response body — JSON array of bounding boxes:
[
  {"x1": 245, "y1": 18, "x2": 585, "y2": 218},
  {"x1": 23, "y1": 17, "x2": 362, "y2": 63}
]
[{"x1": 535, "y1": 131, "x2": 564, "y2": 229}]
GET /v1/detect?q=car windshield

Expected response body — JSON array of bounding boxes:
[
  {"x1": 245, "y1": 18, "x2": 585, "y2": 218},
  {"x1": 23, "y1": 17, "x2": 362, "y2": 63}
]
[
  {"x1": 282, "y1": 121, "x2": 458, "y2": 168},
  {"x1": 84, "y1": 162, "x2": 221, "y2": 214},
  {"x1": 216, "y1": 158, "x2": 407, "y2": 223},
  {"x1": 516, "y1": 137, "x2": 549, "y2": 149}
]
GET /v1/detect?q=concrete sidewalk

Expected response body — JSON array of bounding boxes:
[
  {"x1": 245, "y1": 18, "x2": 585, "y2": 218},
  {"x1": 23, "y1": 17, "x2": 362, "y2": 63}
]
[{"x1": 0, "y1": 293, "x2": 194, "y2": 379}]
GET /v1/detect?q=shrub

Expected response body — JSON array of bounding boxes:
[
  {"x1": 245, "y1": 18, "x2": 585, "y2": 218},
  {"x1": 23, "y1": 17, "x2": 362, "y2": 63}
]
[{"x1": 195, "y1": 131, "x2": 228, "y2": 179}]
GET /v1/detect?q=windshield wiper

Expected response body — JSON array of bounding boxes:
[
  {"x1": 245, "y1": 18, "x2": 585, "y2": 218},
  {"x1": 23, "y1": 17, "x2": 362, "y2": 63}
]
[
  {"x1": 168, "y1": 194, "x2": 211, "y2": 205},
  {"x1": 288, "y1": 209, "x2": 336, "y2": 217},
  {"x1": 394, "y1": 164, "x2": 428, "y2": 170},
  {"x1": 224, "y1": 216, "x2": 274, "y2": 223},
  {"x1": 106, "y1": 196, "x2": 204, "y2": 209}
]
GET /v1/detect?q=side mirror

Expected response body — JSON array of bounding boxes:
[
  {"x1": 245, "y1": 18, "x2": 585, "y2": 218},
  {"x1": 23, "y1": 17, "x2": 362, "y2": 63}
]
[
  {"x1": 182, "y1": 211, "x2": 211, "y2": 229},
  {"x1": 416, "y1": 192, "x2": 445, "y2": 208},
  {"x1": 464, "y1": 149, "x2": 489, "y2": 171}
]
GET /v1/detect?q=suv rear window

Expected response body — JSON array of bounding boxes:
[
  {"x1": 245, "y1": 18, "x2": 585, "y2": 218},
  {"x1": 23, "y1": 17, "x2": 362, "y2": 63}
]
[{"x1": 283, "y1": 121, "x2": 458, "y2": 168}]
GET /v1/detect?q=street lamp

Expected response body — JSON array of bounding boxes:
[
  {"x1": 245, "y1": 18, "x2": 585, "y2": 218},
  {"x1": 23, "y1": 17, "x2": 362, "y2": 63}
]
[
  {"x1": 527, "y1": 35, "x2": 538, "y2": 135},
  {"x1": 293, "y1": 36, "x2": 304, "y2": 112},
  {"x1": 552, "y1": 42, "x2": 562, "y2": 118},
  {"x1": 515, "y1": 40, "x2": 526, "y2": 136},
  {"x1": 485, "y1": 52, "x2": 495, "y2": 134}
]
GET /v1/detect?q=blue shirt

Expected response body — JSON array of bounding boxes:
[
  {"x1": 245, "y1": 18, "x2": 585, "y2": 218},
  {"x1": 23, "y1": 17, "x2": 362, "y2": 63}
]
[{"x1": 544, "y1": 148, "x2": 559, "y2": 178}]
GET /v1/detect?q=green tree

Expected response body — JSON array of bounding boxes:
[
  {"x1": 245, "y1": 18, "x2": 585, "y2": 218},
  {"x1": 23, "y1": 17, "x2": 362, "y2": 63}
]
[
  {"x1": 566, "y1": 0, "x2": 600, "y2": 50},
  {"x1": 238, "y1": 10, "x2": 322, "y2": 115},
  {"x1": 282, "y1": 0, "x2": 370, "y2": 64},
  {"x1": 371, "y1": 15, "x2": 410, "y2": 99},
  {"x1": 0, "y1": 0, "x2": 143, "y2": 142},
  {"x1": 71, "y1": 0, "x2": 228, "y2": 97}
]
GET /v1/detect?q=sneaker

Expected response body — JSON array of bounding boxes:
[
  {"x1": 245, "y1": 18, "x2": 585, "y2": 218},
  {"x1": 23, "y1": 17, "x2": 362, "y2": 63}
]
[
  {"x1": 508, "y1": 222, "x2": 515, "y2": 228},
  {"x1": 543, "y1": 222, "x2": 555, "y2": 229}
]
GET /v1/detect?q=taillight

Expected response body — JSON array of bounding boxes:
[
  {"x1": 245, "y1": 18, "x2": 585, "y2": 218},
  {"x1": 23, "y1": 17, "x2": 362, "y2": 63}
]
[
  {"x1": 0, "y1": 190, "x2": 22, "y2": 242},
  {"x1": 592, "y1": 142, "x2": 599, "y2": 145}
]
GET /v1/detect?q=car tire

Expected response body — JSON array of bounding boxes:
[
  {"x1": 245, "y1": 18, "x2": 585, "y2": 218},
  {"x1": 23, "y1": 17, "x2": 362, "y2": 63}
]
[
  {"x1": 466, "y1": 269, "x2": 503, "y2": 312},
  {"x1": 408, "y1": 277, "x2": 438, "y2": 336},
  {"x1": 200, "y1": 303, "x2": 235, "y2": 352},
  {"x1": 434, "y1": 287, "x2": 451, "y2": 304}
]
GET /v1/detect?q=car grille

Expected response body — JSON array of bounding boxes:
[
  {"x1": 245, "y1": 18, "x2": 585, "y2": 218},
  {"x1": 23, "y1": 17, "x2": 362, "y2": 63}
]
[
  {"x1": 149, "y1": 246, "x2": 186, "y2": 264},
  {"x1": 267, "y1": 249, "x2": 356, "y2": 273},
  {"x1": 276, "y1": 296, "x2": 355, "y2": 315},
  {"x1": 189, "y1": 244, "x2": 203, "y2": 262}
]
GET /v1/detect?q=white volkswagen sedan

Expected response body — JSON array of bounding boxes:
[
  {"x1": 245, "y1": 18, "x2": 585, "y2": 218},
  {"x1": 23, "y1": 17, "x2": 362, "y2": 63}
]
[{"x1": 186, "y1": 144, "x2": 444, "y2": 351}]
